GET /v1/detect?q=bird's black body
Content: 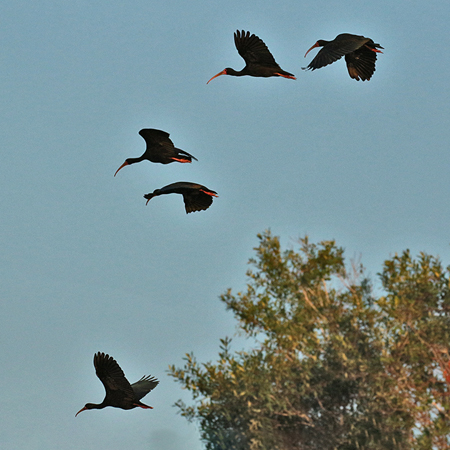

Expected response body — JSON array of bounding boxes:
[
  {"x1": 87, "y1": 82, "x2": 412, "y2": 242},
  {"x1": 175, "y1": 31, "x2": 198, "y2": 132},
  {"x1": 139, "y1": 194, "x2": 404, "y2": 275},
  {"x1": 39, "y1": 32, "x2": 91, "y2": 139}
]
[
  {"x1": 144, "y1": 181, "x2": 218, "y2": 214},
  {"x1": 207, "y1": 30, "x2": 296, "y2": 83},
  {"x1": 303, "y1": 33, "x2": 383, "y2": 81},
  {"x1": 114, "y1": 129, "x2": 197, "y2": 176},
  {"x1": 75, "y1": 352, "x2": 159, "y2": 415}
]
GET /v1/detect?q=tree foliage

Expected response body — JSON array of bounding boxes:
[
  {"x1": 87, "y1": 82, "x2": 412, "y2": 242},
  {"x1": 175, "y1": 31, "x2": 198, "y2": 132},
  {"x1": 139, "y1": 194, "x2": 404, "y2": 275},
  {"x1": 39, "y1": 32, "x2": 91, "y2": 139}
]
[{"x1": 169, "y1": 231, "x2": 450, "y2": 449}]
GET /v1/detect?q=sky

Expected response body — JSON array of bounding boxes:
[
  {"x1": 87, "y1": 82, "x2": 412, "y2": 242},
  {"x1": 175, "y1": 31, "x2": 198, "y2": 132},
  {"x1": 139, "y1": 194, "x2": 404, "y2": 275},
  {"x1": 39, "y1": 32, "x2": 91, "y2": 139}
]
[{"x1": 1, "y1": 0, "x2": 449, "y2": 448}]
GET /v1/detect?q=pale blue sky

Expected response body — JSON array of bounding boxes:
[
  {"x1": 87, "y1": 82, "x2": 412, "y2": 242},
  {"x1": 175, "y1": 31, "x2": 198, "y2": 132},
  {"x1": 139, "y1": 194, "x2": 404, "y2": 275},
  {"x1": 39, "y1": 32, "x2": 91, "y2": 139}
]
[{"x1": 1, "y1": 1, "x2": 449, "y2": 449}]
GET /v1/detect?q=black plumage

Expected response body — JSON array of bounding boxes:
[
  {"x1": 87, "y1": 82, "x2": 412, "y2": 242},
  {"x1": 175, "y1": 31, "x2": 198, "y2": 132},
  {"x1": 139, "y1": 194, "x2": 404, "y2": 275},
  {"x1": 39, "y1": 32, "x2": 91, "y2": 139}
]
[
  {"x1": 207, "y1": 30, "x2": 296, "y2": 83},
  {"x1": 75, "y1": 352, "x2": 159, "y2": 415},
  {"x1": 303, "y1": 33, "x2": 383, "y2": 81},
  {"x1": 114, "y1": 129, "x2": 197, "y2": 176},
  {"x1": 144, "y1": 182, "x2": 218, "y2": 214}
]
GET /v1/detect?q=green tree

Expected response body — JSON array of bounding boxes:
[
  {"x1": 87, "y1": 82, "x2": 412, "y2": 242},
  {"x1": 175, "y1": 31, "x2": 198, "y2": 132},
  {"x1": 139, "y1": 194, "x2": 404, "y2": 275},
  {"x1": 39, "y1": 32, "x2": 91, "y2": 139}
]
[{"x1": 169, "y1": 231, "x2": 450, "y2": 449}]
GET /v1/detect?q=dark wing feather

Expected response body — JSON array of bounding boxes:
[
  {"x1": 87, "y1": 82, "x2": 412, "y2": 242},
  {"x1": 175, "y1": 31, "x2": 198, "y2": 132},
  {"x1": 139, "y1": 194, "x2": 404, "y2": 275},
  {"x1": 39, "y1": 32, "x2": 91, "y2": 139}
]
[
  {"x1": 234, "y1": 30, "x2": 278, "y2": 67},
  {"x1": 345, "y1": 47, "x2": 377, "y2": 81},
  {"x1": 94, "y1": 352, "x2": 135, "y2": 401},
  {"x1": 157, "y1": 141, "x2": 177, "y2": 159},
  {"x1": 140, "y1": 128, "x2": 188, "y2": 163},
  {"x1": 139, "y1": 129, "x2": 171, "y2": 146},
  {"x1": 182, "y1": 189, "x2": 215, "y2": 214},
  {"x1": 131, "y1": 375, "x2": 159, "y2": 401},
  {"x1": 140, "y1": 129, "x2": 175, "y2": 154}
]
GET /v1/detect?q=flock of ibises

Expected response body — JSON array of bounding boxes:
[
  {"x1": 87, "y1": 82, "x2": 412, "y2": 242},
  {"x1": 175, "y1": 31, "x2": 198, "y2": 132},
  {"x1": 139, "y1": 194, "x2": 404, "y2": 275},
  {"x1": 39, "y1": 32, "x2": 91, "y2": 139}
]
[{"x1": 76, "y1": 30, "x2": 383, "y2": 416}]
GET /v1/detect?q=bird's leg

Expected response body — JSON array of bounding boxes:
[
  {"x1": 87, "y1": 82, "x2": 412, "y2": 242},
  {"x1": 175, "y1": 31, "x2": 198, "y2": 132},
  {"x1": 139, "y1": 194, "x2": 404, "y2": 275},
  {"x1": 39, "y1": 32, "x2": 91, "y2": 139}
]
[
  {"x1": 200, "y1": 190, "x2": 218, "y2": 197},
  {"x1": 365, "y1": 45, "x2": 383, "y2": 53},
  {"x1": 274, "y1": 73, "x2": 296, "y2": 80},
  {"x1": 135, "y1": 403, "x2": 153, "y2": 409},
  {"x1": 170, "y1": 157, "x2": 191, "y2": 163}
]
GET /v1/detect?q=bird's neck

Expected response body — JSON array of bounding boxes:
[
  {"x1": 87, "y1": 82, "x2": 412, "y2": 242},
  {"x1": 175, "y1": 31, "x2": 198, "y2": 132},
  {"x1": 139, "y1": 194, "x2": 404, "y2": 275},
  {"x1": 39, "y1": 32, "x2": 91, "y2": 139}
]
[
  {"x1": 127, "y1": 156, "x2": 145, "y2": 165},
  {"x1": 87, "y1": 402, "x2": 107, "y2": 410},
  {"x1": 225, "y1": 68, "x2": 245, "y2": 77}
]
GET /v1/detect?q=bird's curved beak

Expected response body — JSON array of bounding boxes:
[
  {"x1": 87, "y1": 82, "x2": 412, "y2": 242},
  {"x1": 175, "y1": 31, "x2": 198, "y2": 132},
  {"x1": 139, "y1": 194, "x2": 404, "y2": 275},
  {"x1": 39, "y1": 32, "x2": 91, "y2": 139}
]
[
  {"x1": 114, "y1": 161, "x2": 129, "y2": 177},
  {"x1": 207, "y1": 69, "x2": 227, "y2": 84},
  {"x1": 75, "y1": 406, "x2": 87, "y2": 417},
  {"x1": 304, "y1": 42, "x2": 319, "y2": 58}
]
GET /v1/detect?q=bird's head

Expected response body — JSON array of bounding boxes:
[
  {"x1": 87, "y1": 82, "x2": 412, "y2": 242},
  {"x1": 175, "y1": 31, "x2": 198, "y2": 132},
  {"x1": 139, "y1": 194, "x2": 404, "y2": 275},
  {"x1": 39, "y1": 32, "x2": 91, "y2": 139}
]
[
  {"x1": 75, "y1": 403, "x2": 97, "y2": 417},
  {"x1": 206, "y1": 68, "x2": 229, "y2": 84},
  {"x1": 143, "y1": 192, "x2": 158, "y2": 205}
]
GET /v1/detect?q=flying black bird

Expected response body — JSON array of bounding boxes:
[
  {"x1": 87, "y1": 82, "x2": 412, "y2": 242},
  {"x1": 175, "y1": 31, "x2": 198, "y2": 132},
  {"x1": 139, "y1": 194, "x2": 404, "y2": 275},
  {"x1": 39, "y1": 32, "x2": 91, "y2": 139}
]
[
  {"x1": 207, "y1": 30, "x2": 296, "y2": 83},
  {"x1": 303, "y1": 33, "x2": 383, "y2": 81},
  {"x1": 114, "y1": 129, "x2": 197, "y2": 176},
  {"x1": 144, "y1": 182, "x2": 218, "y2": 214},
  {"x1": 75, "y1": 352, "x2": 159, "y2": 416}
]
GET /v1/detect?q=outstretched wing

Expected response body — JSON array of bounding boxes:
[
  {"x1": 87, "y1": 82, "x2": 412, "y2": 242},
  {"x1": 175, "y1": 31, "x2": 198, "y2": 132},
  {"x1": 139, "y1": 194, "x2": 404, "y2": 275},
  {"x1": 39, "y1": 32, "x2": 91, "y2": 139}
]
[
  {"x1": 345, "y1": 47, "x2": 377, "y2": 81},
  {"x1": 94, "y1": 352, "x2": 135, "y2": 401},
  {"x1": 234, "y1": 30, "x2": 278, "y2": 67},
  {"x1": 183, "y1": 187, "x2": 218, "y2": 214},
  {"x1": 131, "y1": 375, "x2": 159, "y2": 401},
  {"x1": 139, "y1": 129, "x2": 171, "y2": 145},
  {"x1": 139, "y1": 128, "x2": 175, "y2": 152}
]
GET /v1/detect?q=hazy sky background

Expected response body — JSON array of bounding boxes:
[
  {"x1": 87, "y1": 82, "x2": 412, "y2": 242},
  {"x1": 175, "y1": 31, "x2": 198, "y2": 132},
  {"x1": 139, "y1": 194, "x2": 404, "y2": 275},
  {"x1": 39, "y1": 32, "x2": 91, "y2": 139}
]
[{"x1": 1, "y1": 0, "x2": 449, "y2": 449}]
